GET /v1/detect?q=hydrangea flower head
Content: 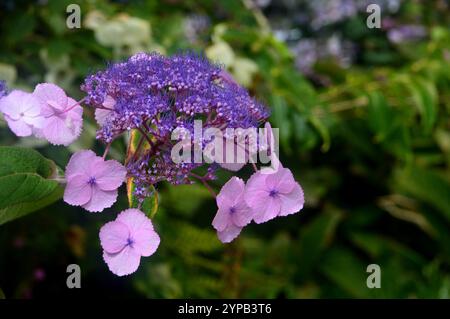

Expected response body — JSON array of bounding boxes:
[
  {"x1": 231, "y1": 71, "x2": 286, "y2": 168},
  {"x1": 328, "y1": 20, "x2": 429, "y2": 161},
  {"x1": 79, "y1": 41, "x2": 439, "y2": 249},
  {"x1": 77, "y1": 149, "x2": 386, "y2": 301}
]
[
  {"x1": 0, "y1": 90, "x2": 45, "y2": 137},
  {"x1": 81, "y1": 52, "x2": 269, "y2": 201},
  {"x1": 245, "y1": 167, "x2": 304, "y2": 224},
  {"x1": 33, "y1": 83, "x2": 83, "y2": 146},
  {"x1": 63, "y1": 150, "x2": 127, "y2": 212},
  {"x1": 100, "y1": 209, "x2": 160, "y2": 276},
  {"x1": 213, "y1": 177, "x2": 254, "y2": 243}
]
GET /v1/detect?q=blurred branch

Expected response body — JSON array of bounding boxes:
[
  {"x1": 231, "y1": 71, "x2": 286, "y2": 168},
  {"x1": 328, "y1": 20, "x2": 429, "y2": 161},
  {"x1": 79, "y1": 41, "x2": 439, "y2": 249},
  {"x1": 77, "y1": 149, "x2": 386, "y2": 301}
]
[
  {"x1": 241, "y1": 0, "x2": 271, "y2": 34},
  {"x1": 378, "y1": 194, "x2": 436, "y2": 237}
]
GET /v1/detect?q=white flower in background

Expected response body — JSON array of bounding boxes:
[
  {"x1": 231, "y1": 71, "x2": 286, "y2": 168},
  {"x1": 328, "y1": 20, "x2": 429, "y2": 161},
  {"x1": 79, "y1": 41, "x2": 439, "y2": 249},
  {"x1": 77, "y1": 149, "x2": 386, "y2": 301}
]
[
  {"x1": 206, "y1": 41, "x2": 235, "y2": 67},
  {"x1": 231, "y1": 57, "x2": 259, "y2": 87},
  {"x1": 206, "y1": 25, "x2": 259, "y2": 87},
  {"x1": 84, "y1": 11, "x2": 157, "y2": 57}
]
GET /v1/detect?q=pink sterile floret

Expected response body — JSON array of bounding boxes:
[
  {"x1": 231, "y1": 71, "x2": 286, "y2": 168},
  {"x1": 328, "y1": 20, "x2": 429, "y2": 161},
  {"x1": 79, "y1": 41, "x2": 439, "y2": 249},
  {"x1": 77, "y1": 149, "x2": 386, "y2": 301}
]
[
  {"x1": 245, "y1": 167, "x2": 304, "y2": 224},
  {"x1": 100, "y1": 209, "x2": 160, "y2": 276},
  {"x1": 33, "y1": 83, "x2": 83, "y2": 146},
  {"x1": 212, "y1": 177, "x2": 254, "y2": 243},
  {"x1": 63, "y1": 150, "x2": 127, "y2": 212},
  {"x1": 0, "y1": 90, "x2": 45, "y2": 137}
]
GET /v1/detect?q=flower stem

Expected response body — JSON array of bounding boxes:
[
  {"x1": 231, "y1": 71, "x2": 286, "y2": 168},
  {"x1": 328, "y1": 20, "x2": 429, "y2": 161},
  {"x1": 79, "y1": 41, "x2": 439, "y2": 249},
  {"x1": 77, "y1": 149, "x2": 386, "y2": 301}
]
[
  {"x1": 137, "y1": 127, "x2": 155, "y2": 149},
  {"x1": 102, "y1": 143, "x2": 111, "y2": 160},
  {"x1": 189, "y1": 172, "x2": 217, "y2": 198},
  {"x1": 63, "y1": 97, "x2": 86, "y2": 114}
]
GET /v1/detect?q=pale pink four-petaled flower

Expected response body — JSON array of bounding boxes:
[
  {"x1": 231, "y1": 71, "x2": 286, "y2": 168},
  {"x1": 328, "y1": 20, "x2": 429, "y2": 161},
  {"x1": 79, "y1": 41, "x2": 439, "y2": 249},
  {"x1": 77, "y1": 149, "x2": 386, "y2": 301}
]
[
  {"x1": 33, "y1": 83, "x2": 83, "y2": 146},
  {"x1": 0, "y1": 83, "x2": 83, "y2": 146},
  {"x1": 100, "y1": 209, "x2": 160, "y2": 276},
  {"x1": 213, "y1": 165, "x2": 304, "y2": 243},
  {"x1": 245, "y1": 166, "x2": 304, "y2": 224},
  {"x1": 63, "y1": 150, "x2": 127, "y2": 212},
  {"x1": 0, "y1": 90, "x2": 45, "y2": 137},
  {"x1": 213, "y1": 177, "x2": 254, "y2": 243}
]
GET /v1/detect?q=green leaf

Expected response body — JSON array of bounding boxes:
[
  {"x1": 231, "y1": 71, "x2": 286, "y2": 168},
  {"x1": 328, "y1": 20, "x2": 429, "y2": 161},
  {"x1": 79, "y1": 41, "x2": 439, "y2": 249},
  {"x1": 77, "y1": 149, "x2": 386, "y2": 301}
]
[
  {"x1": 128, "y1": 182, "x2": 159, "y2": 219},
  {"x1": 402, "y1": 76, "x2": 438, "y2": 133},
  {"x1": 367, "y1": 91, "x2": 393, "y2": 142},
  {"x1": 320, "y1": 247, "x2": 371, "y2": 298},
  {"x1": 309, "y1": 115, "x2": 331, "y2": 152},
  {"x1": 126, "y1": 130, "x2": 159, "y2": 218},
  {"x1": 0, "y1": 179, "x2": 63, "y2": 226},
  {"x1": 296, "y1": 210, "x2": 342, "y2": 278},
  {"x1": 270, "y1": 95, "x2": 292, "y2": 154},
  {"x1": 0, "y1": 146, "x2": 56, "y2": 178},
  {"x1": 394, "y1": 166, "x2": 450, "y2": 222},
  {"x1": 0, "y1": 287, "x2": 5, "y2": 299},
  {"x1": 0, "y1": 147, "x2": 63, "y2": 226}
]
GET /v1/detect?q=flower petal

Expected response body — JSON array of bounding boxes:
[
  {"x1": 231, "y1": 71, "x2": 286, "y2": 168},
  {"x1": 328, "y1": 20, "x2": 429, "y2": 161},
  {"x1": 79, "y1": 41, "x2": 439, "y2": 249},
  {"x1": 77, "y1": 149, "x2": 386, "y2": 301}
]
[
  {"x1": 217, "y1": 224, "x2": 242, "y2": 243},
  {"x1": 95, "y1": 108, "x2": 112, "y2": 126},
  {"x1": 0, "y1": 90, "x2": 25, "y2": 119},
  {"x1": 4, "y1": 116, "x2": 33, "y2": 137},
  {"x1": 100, "y1": 221, "x2": 130, "y2": 254},
  {"x1": 244, "y1": 171, "x2": 268, "y2": 208},
  {"x1": 279, "y1": 183, "x2": 304, "y2": 216},
  {"x1": 0, "y1": 90, "x2": 42, "y2": 118},
  {"x1": 33, "y1": 83, "x2": 68, "y2": 111},
  {"x1": 103, "y1": 246, "x2": 141, "y2": 277},
  {"x1": 43, "y1": 111, "x2": 82, "y2": 146},
  {"x1": 231, "y1": 200, "x2": 254, "y2": 227},
  {"x1": 212, "y1": 206, "x2": 230, "y2": 232},
  {"x1": 133, "y1": 228, "x2": 160, "y2": 257},
  {"x1": 217, "y1": 177, "x2": 245, "y2": 206},
  {"x1": 63, "y1": 174, "x2": 92, "y2": 206},
  {"x1": 219, "y1": 162, "x2": 246, "y2": 172},
  {"x1": 23, "y1": 114, "x2": 45, "y2": 129},
  {"x1": 265, "y1": 167, "x2": 295, "y2": 194},
  {"x1": 95, "y1": 159, "x2": 127, "y2": 191},
  {"x1": 253, "y1": 197, "x2": 281, "y2": 224},
  {"x1": 116, "y1": 209, "x2": 154, "y2": 235},
  {"x1": 82, "y1": 186, "x2": 117, "y2": 212},
  {"x1": 65, "y1": 150, "x2": 97, "y2": 179}
]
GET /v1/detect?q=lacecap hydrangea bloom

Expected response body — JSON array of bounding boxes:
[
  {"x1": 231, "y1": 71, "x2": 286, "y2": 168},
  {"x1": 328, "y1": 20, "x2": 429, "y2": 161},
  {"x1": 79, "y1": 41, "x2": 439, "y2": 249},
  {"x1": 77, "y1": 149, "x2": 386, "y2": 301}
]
[
  {"x1": 2, "y1": 52, "x2": 305, "y2": 277},
  {"x1": 81, "y1": 52, "x2": 269, "y2": 201}
]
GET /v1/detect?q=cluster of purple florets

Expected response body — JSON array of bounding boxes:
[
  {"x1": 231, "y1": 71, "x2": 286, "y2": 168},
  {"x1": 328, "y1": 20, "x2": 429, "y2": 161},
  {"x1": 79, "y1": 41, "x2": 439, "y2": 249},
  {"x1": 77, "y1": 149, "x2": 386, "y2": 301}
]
[
  {"x1": 81, "y1": 52, "x2": 269, "y2": 200},
  {"x1": 0, "y1": 81, "x2": 7, "y2": 99}
]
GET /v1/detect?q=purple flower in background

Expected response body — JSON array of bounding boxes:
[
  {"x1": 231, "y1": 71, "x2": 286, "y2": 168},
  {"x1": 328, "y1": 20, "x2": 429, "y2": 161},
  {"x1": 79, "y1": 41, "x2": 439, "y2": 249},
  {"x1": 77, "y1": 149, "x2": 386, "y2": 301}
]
[
  {"x1": 184, "y1": 14, "x2": 210, "y2": 44},
  {"x1": 387, "y1": 25, "x2": 427, "y2": 44},
  {"x1": 100, "y1": 209, "x2": 160, "y2": 276},
  {"x1": 64, "y1": 150, "x2": 127, "y2": 212},
  {"x1": 309, "y1": 0, "x2": 402, "y2": 28},
  {"x1": 213, "y1": 177, "x2": 254, "y2": 243},
  {"x1": 81, "y1": 52, "x2": 269, "y2": 201},
  {"x1": 0, "y1": 90, "x2": 45, "y2": 137},
  {"x1": 292, "y1": 35, "x2": 355, "y2": 76},
  {"x1": 33, "y1": 83, "x2": 83, "y2": 146},
  {"x1": 245, "y1": 167, "x2": 304, "y2": 224}
]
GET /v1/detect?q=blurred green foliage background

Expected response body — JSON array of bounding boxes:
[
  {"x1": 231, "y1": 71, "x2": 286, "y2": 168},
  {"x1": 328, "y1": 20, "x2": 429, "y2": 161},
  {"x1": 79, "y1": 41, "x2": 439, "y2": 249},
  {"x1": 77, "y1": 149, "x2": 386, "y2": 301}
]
[{"x1": 0, "y1": 0, "x2": 449, "y2": 298}]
